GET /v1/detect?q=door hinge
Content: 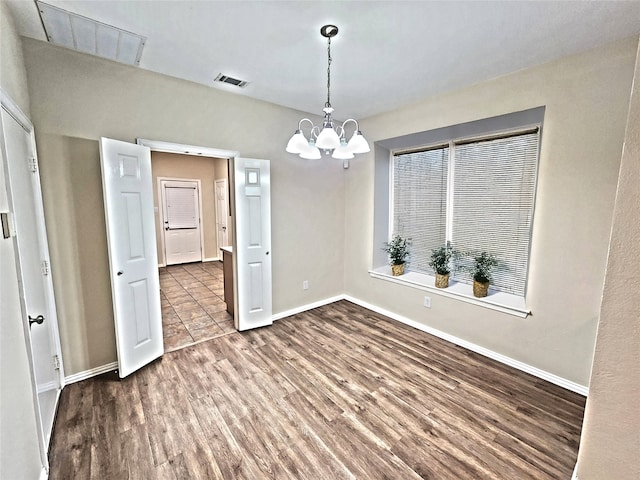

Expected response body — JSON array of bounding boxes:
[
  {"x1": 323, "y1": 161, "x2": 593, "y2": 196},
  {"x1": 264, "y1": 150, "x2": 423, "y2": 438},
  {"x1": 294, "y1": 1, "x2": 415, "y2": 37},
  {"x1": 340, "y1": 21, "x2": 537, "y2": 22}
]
[
  {"x1": 28, "y1": 157, "x2": 38, "y2": 173},
  {"x1": 53, "y1": 355, "x2": 60, "y2": 370},
  {"x1": 41, "y1": 260, "x2": 50, "y2": 275}
]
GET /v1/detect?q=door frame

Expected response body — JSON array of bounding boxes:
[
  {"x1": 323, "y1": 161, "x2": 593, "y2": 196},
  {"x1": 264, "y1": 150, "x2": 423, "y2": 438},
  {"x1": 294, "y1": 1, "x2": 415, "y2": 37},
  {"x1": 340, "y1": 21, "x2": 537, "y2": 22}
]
[
  {"x1": 157, "y1": 176, "x2": 204, "y2": 267},
  {"x1": 0, "y1": 88, "x2": 65, "y2": 470},
  {"x1": 214, "y1": 178, "x2": 229, "y2": 250}
]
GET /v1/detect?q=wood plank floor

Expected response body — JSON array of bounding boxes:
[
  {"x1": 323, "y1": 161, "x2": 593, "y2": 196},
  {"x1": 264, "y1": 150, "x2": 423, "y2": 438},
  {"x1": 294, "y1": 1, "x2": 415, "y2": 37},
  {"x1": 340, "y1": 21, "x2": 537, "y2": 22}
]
[{"x1": 49, "y1": 300, "x2": 585, "y2": 479}]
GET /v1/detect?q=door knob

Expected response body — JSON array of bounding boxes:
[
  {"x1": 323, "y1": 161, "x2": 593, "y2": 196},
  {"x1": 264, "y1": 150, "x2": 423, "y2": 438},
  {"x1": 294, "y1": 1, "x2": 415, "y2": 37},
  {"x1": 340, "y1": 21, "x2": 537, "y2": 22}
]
[
  {"x1": 29, "y1": 315, "x2": 45, "y2": 327},
  {"x1": 117, "y1": 271, "x2": 123, "y2": 276}
]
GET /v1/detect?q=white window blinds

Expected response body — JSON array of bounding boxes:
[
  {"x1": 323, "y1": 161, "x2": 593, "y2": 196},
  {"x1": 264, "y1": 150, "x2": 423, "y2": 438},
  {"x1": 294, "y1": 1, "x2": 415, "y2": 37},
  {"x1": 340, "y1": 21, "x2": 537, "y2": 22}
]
[
  {"x1": 451, "y1": 132, "x2": 539, "y2": 295},
  {"x1": 393, "y1": 147, "x2": 449, "y2": 274},
  {"x1": 390, "y1": 128, "x2": 540, "y2": 297},
  {"x1": 165, "y1": 186, "x2": 198, "y2": 229}
]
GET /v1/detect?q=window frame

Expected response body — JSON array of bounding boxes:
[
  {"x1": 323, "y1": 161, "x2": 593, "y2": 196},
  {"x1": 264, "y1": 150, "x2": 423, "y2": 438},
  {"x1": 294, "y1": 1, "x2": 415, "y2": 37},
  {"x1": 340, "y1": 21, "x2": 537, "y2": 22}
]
[{"x1": 371, "y1": 107, "x2": 545, "y2": 317}]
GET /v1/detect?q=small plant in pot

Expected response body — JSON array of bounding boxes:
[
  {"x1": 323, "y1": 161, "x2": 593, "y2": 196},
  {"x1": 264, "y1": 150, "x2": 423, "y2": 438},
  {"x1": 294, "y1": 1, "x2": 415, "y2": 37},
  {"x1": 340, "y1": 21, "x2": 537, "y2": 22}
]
[
  {"x1": 429, "y1": 244, "x2": 459, "y2": 288},
  {"x1": 468, "y1": 251, "x2": 498, "y2": 298},
  {"x1": 383, "y1": 235, "x2": 411, "y2": 276}
]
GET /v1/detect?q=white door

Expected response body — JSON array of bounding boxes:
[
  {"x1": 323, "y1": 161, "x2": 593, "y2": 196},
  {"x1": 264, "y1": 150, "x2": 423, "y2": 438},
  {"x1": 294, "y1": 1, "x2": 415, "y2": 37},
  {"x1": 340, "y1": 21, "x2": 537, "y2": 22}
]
[
  {"x1": 1, "y1": 101, "x2": 64, "y2": 458},
  {"x1": 215, "y1": 178, "x2": 229, "y2": 249},
  {"x1": 161, "y1": 180, "x2": 202, "y2": 265},
  {"x1": 232, "y1": 157, "x2": 272, "y2": 331},
  {"x1": 99, "y1": 138, "x2": 163, "y2": 378}
]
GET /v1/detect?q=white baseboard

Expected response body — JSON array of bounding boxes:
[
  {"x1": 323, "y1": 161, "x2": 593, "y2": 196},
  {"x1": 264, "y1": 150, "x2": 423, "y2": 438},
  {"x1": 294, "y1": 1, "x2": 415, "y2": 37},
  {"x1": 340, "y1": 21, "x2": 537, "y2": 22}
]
[
  {"x1": 342, "y1": 295, "x2": 589, "y2": 396},
  {"x1": 572, "y1": 466, "x2": 578, "y2": 479},
  {"x1": 272, "y1": 295, "x2": 345, "y2": 321},
  {"x1": 40, "y1": 466, "x2": 48, "y2": 480},
  {"x1": 158, "y1": 263, "x2": 166, "y2": 268},
  {"x1": 65, "y1": 361, "x2": 118, "y2": 384},
  {"x1": 203, "y1": 257, "x2": 220, "y2": 263},
  {"x1": 62, "y1": 296, "x2": 588, "y2": 395}
]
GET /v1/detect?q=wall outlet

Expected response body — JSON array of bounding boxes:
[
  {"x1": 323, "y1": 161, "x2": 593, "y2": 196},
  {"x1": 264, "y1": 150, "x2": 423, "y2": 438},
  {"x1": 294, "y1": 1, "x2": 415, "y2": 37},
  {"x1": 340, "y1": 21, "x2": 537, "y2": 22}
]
[
  {"x1": 423, "y1": 296, "x2": 431, "y2": 308},
  {"x1": 303, "y1": 280, "x2": 309, "y2": 290}
]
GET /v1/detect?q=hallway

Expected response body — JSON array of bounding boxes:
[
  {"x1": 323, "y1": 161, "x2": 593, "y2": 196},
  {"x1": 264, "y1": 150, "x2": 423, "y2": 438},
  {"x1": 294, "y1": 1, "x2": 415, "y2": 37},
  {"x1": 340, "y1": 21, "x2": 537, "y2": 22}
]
[{"x1": 159, "y1": 262, "x2": 235, "y2": 351}]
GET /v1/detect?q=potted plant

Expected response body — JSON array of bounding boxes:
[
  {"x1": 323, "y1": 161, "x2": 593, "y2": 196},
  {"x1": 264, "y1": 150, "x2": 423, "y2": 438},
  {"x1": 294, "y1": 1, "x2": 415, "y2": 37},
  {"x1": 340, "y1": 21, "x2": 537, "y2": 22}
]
[
  {"x1": 429, "y1": 244, "x2": 459, "y2": 288},
  {"x1": 468, "y1": 251, "x2": 498, "y2": 298},
  {"x1": 383, "y1": 235, "x2": 410, "y2": 276}
]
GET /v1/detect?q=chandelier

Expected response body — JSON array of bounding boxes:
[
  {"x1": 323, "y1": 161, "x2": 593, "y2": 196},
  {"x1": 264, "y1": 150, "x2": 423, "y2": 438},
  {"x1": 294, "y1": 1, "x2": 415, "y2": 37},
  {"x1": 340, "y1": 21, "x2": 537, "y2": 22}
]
[{"x1": 286, "y1": 25, "x2": 370, "y2": 164}]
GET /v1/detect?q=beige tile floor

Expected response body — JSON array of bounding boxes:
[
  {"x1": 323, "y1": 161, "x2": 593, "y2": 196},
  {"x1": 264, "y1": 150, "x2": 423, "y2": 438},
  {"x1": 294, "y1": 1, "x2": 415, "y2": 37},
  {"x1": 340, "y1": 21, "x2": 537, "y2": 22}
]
[{"x1": 159, "y1": 261, "x2": 235, "y2": 352}]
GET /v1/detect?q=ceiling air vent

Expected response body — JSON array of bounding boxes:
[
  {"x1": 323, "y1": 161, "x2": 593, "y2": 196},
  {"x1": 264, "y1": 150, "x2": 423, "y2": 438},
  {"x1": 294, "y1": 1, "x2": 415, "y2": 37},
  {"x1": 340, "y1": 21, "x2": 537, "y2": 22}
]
[
  {"x1": 36, "y1": 1, "x2": 145, "y2": 66},
  {"x1": 214, "y1": 74, "x2": 249, "y2": 88}
]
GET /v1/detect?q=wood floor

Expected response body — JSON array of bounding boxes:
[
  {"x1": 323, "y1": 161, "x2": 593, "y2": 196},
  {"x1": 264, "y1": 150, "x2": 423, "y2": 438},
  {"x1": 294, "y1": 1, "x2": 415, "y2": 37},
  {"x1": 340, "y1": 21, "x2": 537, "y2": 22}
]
[{"x1": 49, "y1": 300, "x2": 585, "y2": 479}]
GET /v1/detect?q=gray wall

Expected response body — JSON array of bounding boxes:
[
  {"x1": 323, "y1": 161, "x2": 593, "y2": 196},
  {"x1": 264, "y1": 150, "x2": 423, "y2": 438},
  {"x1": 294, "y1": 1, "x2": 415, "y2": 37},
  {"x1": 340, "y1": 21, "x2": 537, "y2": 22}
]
[
  {"x1": 575, "y1": 38, "x2": 640, "y2": 480},
  {"x1": 344, "y1": 36, "x2": 638, "y2": 387},
  {"x1": 22, "y1": 38, "x2": 346, "y2": 376}
]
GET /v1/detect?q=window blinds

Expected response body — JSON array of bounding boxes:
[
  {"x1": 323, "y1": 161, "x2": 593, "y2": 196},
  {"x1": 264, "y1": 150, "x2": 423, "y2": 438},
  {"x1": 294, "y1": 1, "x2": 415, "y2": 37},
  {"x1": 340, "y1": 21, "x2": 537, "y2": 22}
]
[
  {"x1": 165, "y1": 186, "x2": 198, "y2": 229},
  {"x1": 393, "y1": 147, "x2": 449, "y2": 274},
  {"x1": 390, "y1": 129, "x2": 540, "y2": 296},
  {"x1": 451, "y1": 132, "x2": 539, "y2": 295}
]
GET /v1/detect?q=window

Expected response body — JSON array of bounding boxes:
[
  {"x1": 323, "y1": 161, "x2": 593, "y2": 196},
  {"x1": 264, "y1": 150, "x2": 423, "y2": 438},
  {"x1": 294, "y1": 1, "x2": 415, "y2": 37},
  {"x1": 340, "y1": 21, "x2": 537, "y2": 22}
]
[{"x1": 391, "y1": 128, "x2": 540, "y2": 296}]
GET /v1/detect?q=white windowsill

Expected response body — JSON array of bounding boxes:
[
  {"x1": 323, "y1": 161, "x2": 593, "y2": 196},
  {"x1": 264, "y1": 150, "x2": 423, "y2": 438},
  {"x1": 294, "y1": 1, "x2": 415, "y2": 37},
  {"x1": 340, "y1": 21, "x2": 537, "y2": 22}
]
[{"x1": 368, "y1": 266, "x2": 530, "y2": 318}]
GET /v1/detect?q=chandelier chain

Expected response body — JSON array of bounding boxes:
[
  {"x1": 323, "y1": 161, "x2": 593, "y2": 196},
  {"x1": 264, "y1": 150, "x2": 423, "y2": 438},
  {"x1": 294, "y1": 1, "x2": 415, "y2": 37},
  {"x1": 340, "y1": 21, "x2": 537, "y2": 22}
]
[{"x1": 326, "y1": 37, "x2": 332, "y2": 109}]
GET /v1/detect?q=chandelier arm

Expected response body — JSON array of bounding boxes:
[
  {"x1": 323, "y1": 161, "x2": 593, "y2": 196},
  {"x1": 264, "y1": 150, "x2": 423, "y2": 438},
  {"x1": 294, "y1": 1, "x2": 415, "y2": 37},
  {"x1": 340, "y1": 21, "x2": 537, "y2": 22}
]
[
  {"x1": 340, "y1": 118, "x2": 360, "y2": 135},
  {"x1": 310, "y1": 125, "x2": 321, "y2": 140},
  {"x1": 298, "y1": 118, "x2": 314, "y2": 131}
]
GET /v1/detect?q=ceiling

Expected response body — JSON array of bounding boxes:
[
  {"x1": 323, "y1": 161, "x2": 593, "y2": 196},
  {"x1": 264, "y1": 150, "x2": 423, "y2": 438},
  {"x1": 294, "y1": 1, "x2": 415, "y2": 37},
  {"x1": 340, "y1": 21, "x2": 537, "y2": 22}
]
[{"x1": 6, "y1": 1, "x2": 640, "y2": 120}]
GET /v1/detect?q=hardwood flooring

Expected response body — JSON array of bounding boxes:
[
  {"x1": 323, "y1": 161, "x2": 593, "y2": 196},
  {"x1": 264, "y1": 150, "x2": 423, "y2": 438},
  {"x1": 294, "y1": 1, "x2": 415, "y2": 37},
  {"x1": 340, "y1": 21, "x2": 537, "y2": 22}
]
[
  {"x1": 160, "y1": 262, "x2": 235, "y2": 352},
  {"x1": 49, "y1": 300, "x2": 585, "y2": 479}
]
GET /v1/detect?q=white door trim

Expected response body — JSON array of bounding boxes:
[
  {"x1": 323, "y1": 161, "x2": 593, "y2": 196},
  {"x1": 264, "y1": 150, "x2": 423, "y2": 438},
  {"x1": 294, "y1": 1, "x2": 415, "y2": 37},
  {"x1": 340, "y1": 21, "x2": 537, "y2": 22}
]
[
  {"x1": 215, "y1": 178, "x2": 229, "y2": 253},
  {"x1": 137, "y1": 138, "x2": 238, "y2": 160},
  {"x1": 156, "y1": 176, "x2": 204, "y2": 267},
  {"x1": 0, "y1": 87, "x2": 65, "y2": 471}
]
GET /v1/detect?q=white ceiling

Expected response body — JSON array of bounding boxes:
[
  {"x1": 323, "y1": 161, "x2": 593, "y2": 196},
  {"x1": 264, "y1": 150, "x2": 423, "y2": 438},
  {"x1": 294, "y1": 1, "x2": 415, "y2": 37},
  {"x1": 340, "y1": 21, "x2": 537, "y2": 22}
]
[{"x1": 6, "y1": 1, "x2": 640, "y2": 120}]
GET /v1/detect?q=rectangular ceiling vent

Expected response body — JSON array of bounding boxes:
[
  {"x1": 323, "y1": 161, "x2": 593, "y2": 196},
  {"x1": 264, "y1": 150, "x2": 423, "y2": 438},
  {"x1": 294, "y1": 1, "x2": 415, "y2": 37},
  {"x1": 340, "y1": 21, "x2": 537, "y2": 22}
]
[
  {"x1": 36, "y1": 1, "x2": 146, "y2": 66},
  {"x1": 214, "y1": 74, "x2": 249, "y2": 88}
]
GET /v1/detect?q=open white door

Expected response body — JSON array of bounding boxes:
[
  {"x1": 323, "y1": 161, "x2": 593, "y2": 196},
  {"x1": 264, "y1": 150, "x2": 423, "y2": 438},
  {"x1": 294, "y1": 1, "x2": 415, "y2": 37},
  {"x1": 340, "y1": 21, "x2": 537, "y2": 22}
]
[
  {"x1": 215, "y1": 178, "x2": 229, "y2": 249},
  {"x1": 232, "y1": 157, "x2": 272, "y2": 331},
  {"x1": 99, "y1": 138, "x2": 163, "y2": 378},
  {"x1": 1, "y1": 95, "x2": 64, "y2": 467}
]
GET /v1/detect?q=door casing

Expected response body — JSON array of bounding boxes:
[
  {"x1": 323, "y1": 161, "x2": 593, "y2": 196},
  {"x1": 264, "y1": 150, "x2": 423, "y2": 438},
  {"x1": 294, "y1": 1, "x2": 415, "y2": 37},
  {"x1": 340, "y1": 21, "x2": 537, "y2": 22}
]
[{"x1": 0, "y1": 88, "x2": 65, "y2": 471}]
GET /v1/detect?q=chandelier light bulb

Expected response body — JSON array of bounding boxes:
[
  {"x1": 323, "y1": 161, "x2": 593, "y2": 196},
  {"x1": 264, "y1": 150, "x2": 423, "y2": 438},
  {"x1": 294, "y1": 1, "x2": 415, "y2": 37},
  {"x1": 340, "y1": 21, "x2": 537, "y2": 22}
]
[
  {"x1": 316, "y1": 125, "x2": 341, "y2": 150},
  {"x1": 332, "y1": 139, "x2": 355, "y2": 160},
  {"x1": 286, "y1": 130, "x2": 308, "y2": 154},
  {"x1": 299, "y1": 139, "x2": 321, "y2": 159},
  {"x1": 347, "y1": 130, "x2": 371, "y2": 154}
]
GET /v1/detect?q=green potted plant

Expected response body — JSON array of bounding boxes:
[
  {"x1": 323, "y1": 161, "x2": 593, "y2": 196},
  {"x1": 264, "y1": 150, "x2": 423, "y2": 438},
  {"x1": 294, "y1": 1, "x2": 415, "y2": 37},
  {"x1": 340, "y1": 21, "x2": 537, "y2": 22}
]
[
  {"x1": 429, "y1": 244, "x2": 459, "y2": 288},
  {"x1": 383, "y1": 235, "x2": 410, "y2": 276},
  {"x1": 468, "y1": 251, "x2": 498, "y2": 297}
]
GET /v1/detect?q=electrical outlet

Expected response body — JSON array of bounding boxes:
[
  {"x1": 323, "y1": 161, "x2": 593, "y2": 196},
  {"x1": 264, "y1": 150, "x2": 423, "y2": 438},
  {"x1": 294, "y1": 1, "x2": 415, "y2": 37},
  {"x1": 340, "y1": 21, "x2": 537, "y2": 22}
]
[
  {"x1": 423, "y1": 296, "x2": 431, "y2": 308},
  {"x1": 303, "y1": 280, "x2": 309, "y2": 290}
]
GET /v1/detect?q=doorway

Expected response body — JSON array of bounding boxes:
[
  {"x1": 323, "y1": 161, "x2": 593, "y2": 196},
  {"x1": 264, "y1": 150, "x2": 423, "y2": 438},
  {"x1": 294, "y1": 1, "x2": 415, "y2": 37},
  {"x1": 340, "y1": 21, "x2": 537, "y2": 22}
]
[{"x1": 160, "y1": 179, "x2": 203, "y2": 265}]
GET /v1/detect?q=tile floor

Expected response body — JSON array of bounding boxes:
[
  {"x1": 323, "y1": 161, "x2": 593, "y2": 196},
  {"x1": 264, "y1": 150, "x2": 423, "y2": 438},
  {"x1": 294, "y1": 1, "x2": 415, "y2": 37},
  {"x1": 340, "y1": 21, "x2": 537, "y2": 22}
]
[{"x1": 159, "y1": 261, "x2": 235, "y2": 352}]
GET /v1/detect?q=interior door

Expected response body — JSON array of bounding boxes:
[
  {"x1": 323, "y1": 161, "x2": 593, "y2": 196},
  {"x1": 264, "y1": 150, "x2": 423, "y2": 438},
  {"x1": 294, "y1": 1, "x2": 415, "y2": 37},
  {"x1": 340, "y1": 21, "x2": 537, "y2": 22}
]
[
  {"x1": 232, "y1": 157, "x2": 272, "y2": 331},
  {"x1": 215, "y1": 178, "x2": 229, "y2": 249},
  {"x1": 161, "y1": 180, "x2": 202, "y2": 265},
  {"x1": 99, "y1": 138, "x2": 163, "y2": 378},
  {"x1": 1, "y1": 103, "x2": 63, "y2": 455}
]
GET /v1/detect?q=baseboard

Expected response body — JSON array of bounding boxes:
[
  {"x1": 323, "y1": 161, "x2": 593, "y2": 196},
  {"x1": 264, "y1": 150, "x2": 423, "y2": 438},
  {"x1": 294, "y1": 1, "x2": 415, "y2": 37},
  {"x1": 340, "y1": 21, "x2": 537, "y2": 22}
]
[
  {"x1": 572, "y1": 466, "x2": 578, "y2": 479},
  {"x1": 272, "y1": 295, "x2": 346, "y2": 321},
  {"x1": 203, "y1": 257, "x2": 220, "y2": 263},
  {"x1": 40, "y1": 466, "x2": 48, "y2": 480},
  {"x1": 343, "y1": 295, "x2": 589, "y2": 396},
  {"x1": 158, "y1": 263, "x2": 166, "y2": 268},
  {"x1": 65, "y1": 361, "x2": 118, "y2": 384}
]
